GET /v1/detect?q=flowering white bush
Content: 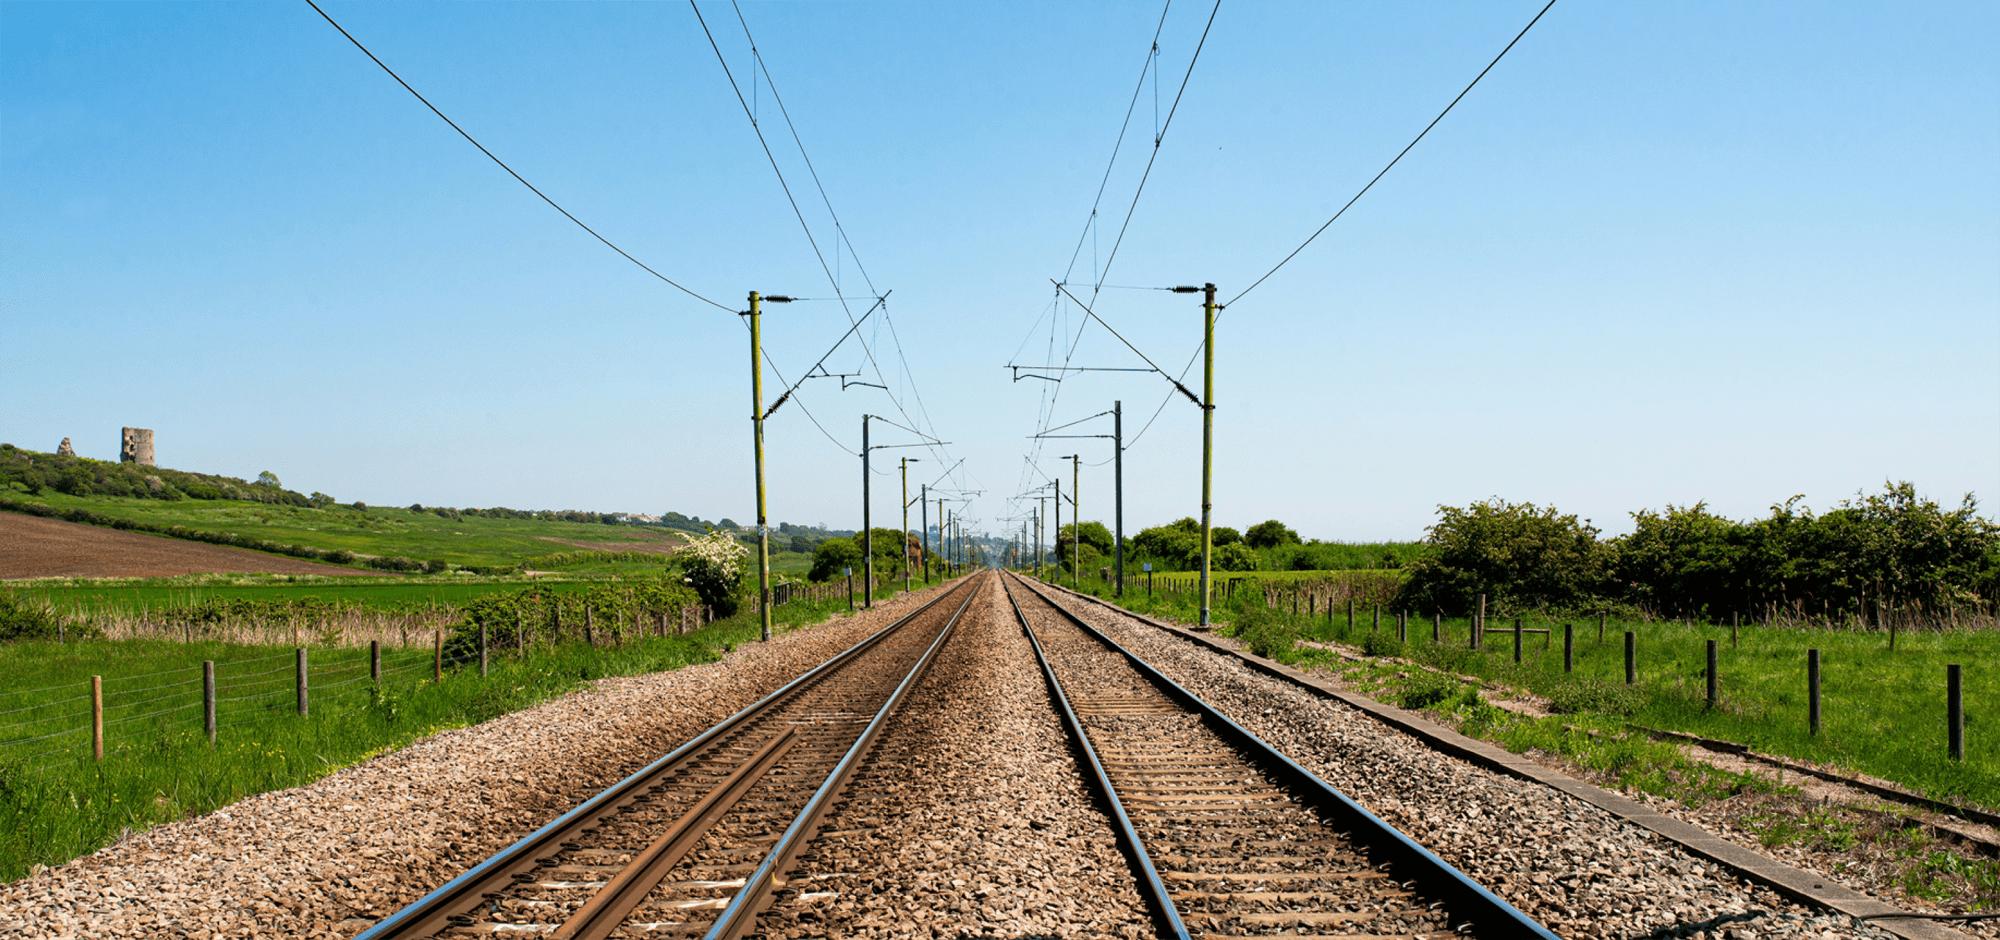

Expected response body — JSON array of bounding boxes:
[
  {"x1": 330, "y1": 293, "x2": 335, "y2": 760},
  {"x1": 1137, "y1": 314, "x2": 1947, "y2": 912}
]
[{"x1": 678, "y1": 530, "x2": 750, "y2": 615}]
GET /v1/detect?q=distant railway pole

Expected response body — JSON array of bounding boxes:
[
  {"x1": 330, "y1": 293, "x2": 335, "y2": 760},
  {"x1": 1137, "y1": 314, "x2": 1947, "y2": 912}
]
[
  {"x1": 861, "y1": 415, "x2": 873, "y2": 609},
  {"x1": 746, "y1": 291, "x2": 792, "y2": 642},
  {"x1": 1114, "y1": 400, "x2": 1123, "y2": 595},
  {"x1": 1064, "y1": 454, "x2": 1081, "y2": 588},
  {"x1": 919, "y1": 484, "x2": 930, "y2": 584},
  {"x1": 1195, "y1": 283, "x2": 1217, "y2": 627},
  {"x1": 900, "y1": 458, "x2": 919, "y2": 592}
]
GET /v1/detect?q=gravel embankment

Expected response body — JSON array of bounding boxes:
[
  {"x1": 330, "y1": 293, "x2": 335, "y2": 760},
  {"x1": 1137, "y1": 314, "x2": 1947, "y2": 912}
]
[
  {"x1": 768, "y1": 574, "x2": 1151, "y2": 939},
  {"x1": 0, "y1": 583, "x2": 960, "y2": 940},
  {"x1": 1046, "y1": 586, "x2": 1897, "y2": 940}
]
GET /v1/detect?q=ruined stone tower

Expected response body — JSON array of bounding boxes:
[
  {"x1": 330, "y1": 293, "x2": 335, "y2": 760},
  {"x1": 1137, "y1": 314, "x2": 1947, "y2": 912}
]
[
  {"x1": 120, "y1": 427, "x2": 155, "y2": 467},
  {"x1": 56, "y1": 438, "x2": 75, "y2": 457}
]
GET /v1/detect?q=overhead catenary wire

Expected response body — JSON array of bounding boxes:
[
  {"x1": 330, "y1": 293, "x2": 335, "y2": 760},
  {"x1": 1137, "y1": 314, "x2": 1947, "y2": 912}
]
[
  {"x1": 1020, "y1": 2, "x2": 1219, "y2": 497},
  {"x1": 1128, "y1": 0, "x2": 1556, "y2": 452},
  {"x1": 1225, "y1": 0, "x2": 1556, "y2": 308},
  {"x1": 302, "y1": 0, "x2": 732, "y2": 312},
  {"x1": 694, "y1": 1, "x2": 959, "y2": 476}
]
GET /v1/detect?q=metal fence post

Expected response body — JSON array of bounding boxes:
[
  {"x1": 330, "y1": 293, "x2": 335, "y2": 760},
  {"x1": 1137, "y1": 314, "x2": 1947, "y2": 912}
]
[
  {"x1": 296, "y1": 648, "x2": 308, "y2": 717},
  {"x1": 1563, "y1": 624, "x2": 1573, "y2": 673},
  {"x1": 203, "y1": 661, "x2": 216, "y2": 745},
  {"x1": 1432, "y1": 612, "x2": 1441, "y2": 643},
  {"x1": 1512, "y1": 617, "x2": 1523, "y2": 664}
]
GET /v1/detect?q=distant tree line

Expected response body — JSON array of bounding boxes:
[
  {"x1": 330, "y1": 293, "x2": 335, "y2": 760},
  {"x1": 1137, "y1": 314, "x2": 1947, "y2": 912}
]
[{"x1": 1398, "y1": 482, "x2": 1999, "y2": 624}]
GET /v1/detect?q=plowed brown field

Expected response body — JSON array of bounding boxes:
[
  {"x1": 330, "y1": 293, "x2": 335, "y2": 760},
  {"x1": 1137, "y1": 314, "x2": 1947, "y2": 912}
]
[{"x1": 0, "y1": 512, "x2": 388, "y2": 580}]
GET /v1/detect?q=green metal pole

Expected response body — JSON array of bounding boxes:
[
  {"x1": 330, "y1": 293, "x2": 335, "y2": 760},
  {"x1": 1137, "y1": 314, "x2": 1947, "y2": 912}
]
[
  {"x1": 1068, "y1": 454, "x2": 1081, "y2": 589},
  {"x1": 1199, "y1": 283, "x2": 1216, "y2": 627},
  {"x1": 861, "y1": 416, "x2": 872, "y2": 609},
  {"x1": 900, "y1": 459, "x2": 916, "y2": 593},
  {"x1": 749, "y1": 292, "x2": 772, "y2": 643}
]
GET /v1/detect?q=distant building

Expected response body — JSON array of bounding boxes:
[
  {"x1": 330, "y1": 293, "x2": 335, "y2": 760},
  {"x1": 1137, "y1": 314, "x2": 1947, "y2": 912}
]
[{"x1": 120, "y1": 427, "x2": 155, "y2": 467}]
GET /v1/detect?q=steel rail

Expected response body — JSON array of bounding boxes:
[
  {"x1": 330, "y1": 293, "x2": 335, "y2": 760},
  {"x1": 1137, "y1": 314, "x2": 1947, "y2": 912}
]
[
  {"x1": 1007, "y1": 572, "x2": 1561, "y2": 939},
  {"x1": 553, "y1": 728, "x2": 798, "y2": 940},
  {"x1": 354, "y1": 576, "x2": 978, "y2": 940},
  {"x1": 999, "y1": 575, "x2": 1193, "y2": 940},
  {"x1": 702, "y1": 572, "x2": 983, "y2": 940}
]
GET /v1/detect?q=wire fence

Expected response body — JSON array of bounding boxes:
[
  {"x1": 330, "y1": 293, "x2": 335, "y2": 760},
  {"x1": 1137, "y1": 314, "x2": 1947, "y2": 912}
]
[{"x1": 0, "y1": 643, "x2": 441, "y2": 776}]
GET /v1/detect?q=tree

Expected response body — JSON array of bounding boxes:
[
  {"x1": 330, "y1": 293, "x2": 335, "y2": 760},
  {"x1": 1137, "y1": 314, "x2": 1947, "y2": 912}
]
[
  {"x1": 788, "y1": 533, "x2": 815, "y2": 554},
  {"x1": 1212, "y1": 526, "x2": 1242, "y2": 547},
  {"x1": 1245, "y1": 520, "x2": 1301, "y2": 550},
  {"x1": 1398, "y1": 499, "x2": 1609, "y2": 614},
  {"x1": 1611, "y1": 503, "x2": 1746, "y2": 619},
  {"x1": 1133, "y1": 518, "x2": 1202, "y2": 571},
  {"x1": 808, "y1": 537, "x2": 863, "y2": 582},
  {"x1": 255, "y1": 471, "x2": 282, "y2": 488},
  {"x1": 1058, "y1": 521, "x2": 1114, "y2": 556},
  {"x1": 1214, "y1": 542, "x2": 1258, "y2": 572}
]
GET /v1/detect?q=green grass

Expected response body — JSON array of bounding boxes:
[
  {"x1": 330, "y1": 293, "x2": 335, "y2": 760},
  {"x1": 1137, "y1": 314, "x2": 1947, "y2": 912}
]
[
  {"x1": 0, "y1": 579, "x2": 928, "y2": 883},
  {"x1": 1042, "y1": 569, "x2": 2000, "y2": 812},
  {"x1": 4, "y1": 492, "x2": 684, "y2": 568},
  {"x1": 4, "y1": 575, "x2": 609, "y2": 617}
]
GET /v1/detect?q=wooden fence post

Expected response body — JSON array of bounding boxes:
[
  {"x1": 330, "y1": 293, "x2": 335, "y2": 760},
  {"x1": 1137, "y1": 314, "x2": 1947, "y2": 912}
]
[
  {"x1": 1808, "y1": 649, "x2": 1820, "y2": 736},
  {"x1": 370, "y1": 641, "x2": 381, "y2": 683},
  {"x1": 479, "y1": 624, "x2": 488, "y2": 677},
  {"x1": 296, "y1": 648, "x2": 308, "y2": 717},
  {"x1": 203, "y1": 661, "x2": 216, "y2": 745},
  {"x1": 1513, "y1": 617, "x2": 1523, "y2": 664},
  {"x1": 1563, "y1": 625, "x2": 1573, "y2": 673},
  {"x1": 91, "y1": 676, "x2": 103, "y2": 762},
  {"x1": 1624, "y1": 632, "x2": 1636, "y2": 685},
  {"x1": 1949, "y1": 664, "x2": 1964, "y2": 761},
  {"x1": 1706, "y1": 639, "x2": 1719, "y2": 709}
]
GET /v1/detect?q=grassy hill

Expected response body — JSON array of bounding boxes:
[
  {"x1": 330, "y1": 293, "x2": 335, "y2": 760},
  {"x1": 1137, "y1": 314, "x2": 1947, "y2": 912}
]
[
  {"x1": 0, "y1": 443, "x2": 826, "y2": 575},
  {"x1": 4, "y1": 491, "x2": 677, "y2": 568}
]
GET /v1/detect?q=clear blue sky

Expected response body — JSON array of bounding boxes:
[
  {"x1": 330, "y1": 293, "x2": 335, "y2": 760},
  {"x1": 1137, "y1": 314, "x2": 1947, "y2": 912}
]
[{"x1": 4, "y1": 1, "x2": 1995, "y2": 542}]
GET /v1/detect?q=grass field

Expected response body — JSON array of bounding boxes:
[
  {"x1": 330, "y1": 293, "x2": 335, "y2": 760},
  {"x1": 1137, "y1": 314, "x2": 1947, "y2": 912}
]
[
  {"x1": 4, "y1": 576, "x2": 594, "y2": 617},
  {"x1": 3, "y1": 492, "x2": 686, "y2": 568},
  {"x1": 0, "y1": 575, "x2": 933, "y2": 883},
  {"x1": 1048, "y1": 568, "x2": 1998, "y2": 811}
]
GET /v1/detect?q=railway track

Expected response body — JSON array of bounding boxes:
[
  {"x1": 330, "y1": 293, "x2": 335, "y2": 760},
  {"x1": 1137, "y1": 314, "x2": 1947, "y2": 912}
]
[
  {"x1": 355, "y1": 575, "x2": 979, "y2": 940},
  {"x1": 1001, "y1": 571, "x2": 1559, "y2": 939}
]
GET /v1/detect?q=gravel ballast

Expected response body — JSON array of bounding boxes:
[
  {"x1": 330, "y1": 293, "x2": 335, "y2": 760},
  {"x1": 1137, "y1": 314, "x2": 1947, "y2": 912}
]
[
  {"x1": 1041, "y1": 584, "x2": 1902, "y2": 940},
  {"x1": 767, "y1": 574, "x2": 1151, "y2": 939},
  {"x1": 0, "y1": 583, "x2": 960, "y2": 940}
]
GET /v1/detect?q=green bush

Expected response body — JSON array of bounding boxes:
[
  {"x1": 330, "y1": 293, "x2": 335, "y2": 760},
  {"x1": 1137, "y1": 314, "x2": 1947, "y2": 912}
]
[
  {"x1": 1245, "y1": 520, "x2": 1301, "y2": 550},
  {"x1": 1545, "y1": 675, "x2": 1644, "y2": 716},
  {"x1": 1396, "y1": 672, "x2": 1467, "y2": 711},
  {"x1": 808, "y1": 537, "x2": 863, "y2": 582},
  {"x1": 1360, "y1": 631, "x2": 1405, "y2": 658},
  {"x1": 365, "y1": 555, "x2": 421, "y2": 572},
  {"x1": 320, "y1": 549, "x2": 355, "y2": 565},
  {"x1": 1398, "y1": 499, "x2": 1611, "y2": 615},
  {"x1": 0, "y1": 597, "x2": 72, "y2": 642}
]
